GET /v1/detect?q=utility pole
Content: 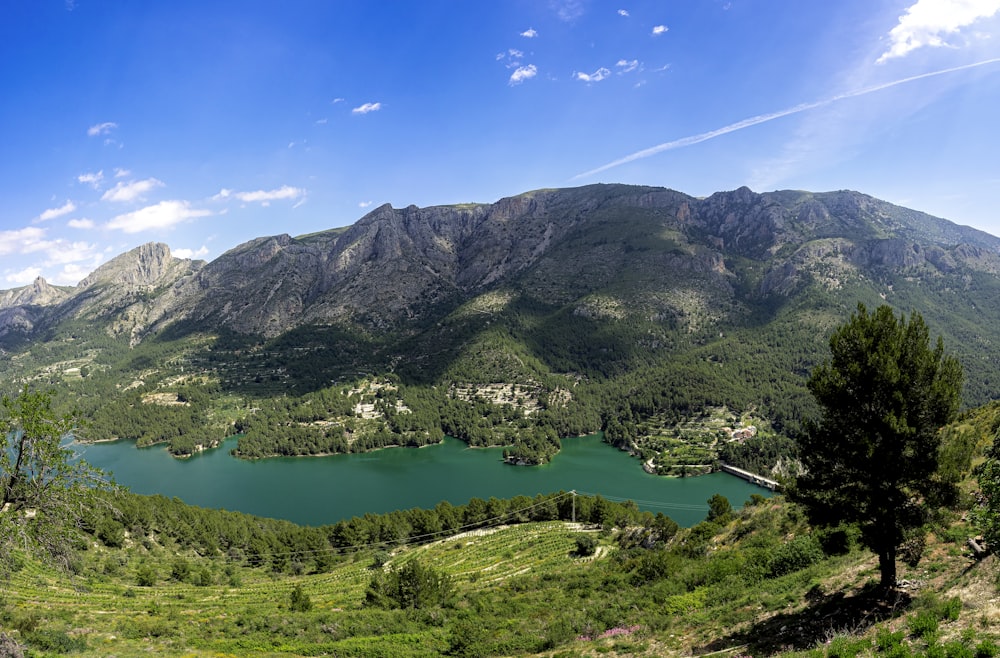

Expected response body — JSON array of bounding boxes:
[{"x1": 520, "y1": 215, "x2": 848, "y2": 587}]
[{"x1": 571, "y1": 490, "x2": 576, "y2": 524}]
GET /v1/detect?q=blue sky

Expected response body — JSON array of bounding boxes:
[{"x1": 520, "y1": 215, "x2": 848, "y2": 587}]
[{"x1": 2, "y1": 0, "x2": 1000, "y2": 286}]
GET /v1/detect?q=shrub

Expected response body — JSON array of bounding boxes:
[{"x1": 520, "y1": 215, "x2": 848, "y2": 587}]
[
  {"x1": 365, "y1": 559, "x2": 453, "y2": 609},
  {"x1": 938, "y1": 596, "x2": 962, "y2": 622},
  {"x1": 289, "y1": 584, "x2": 312, "y2": 612},
  {"x1": 24, "y1": 630, "x2": 87, "y2": 654},
  {"x1": 136, "y1": 563, "x2": 157, "y2": 587},
  {"x1": 767, "y1": 535, "x2": 824, "y2": 577},
  {"x1": 574, "y1": 534, "x2": 597, "y2": 557},
  {"x1": 909, "y1": 609, "x2": 939, "y2": 641}
]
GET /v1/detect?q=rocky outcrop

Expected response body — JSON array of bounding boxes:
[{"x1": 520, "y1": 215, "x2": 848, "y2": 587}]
[{"x1": 2, "y1": 184, "x2": 999, "y2": 343}]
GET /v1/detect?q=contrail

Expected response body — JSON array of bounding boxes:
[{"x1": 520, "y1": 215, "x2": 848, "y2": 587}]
[{"x1": 572, "y1": 57, "x2": 1000, "y2": 181}]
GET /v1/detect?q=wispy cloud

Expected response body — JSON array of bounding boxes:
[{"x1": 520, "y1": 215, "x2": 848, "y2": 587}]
[
  {"x1": 616, "y1": 59, "x2": 639, "y2": 73},
  {"x1": 652, "y1": 25, "x2": 669, "y2": 36},
  {"x1": 575, "y1": 67, "x2": 611, "y2": 82},
  {"x1": 618, "y1": 9, "x2": 630, "y2": 17},
  {"x1": 36, "y1": 200, "x2": 76, "y2": 222},
  {"x1": 78, "y1": 170, "x2": 104, "y2": 189},
  {"x1": 68, "y1": 218, "x2": 95, "y2": 229},
  {"x1": 878, "y1": 0, "x2": 1000, "y2": 62},
  {"x1": 573, "y1": 57, "x2": 1000, "y2": 179},
  {"x1": 359, "y1": 200, "x2": 374, "y2": 208},
  {"x1": 114, "y1": 168, "x2": 131, "y2": 178},
  {"x1": 352, "y1": 102, "x2": 382, "y2": 114},
  {"x1": 554, "y1": 0, "x2": 584, "y2": 22},
  {"x1": 101, "y1": 177, "x2": 165, "y2": 203},
  {"x1": 87, "y1": 121, "x2": 117, "y2": 136},
  {"x1": 509, "y1": 64, "x2": 538, "y2": 85},
  {"x1": 521, "y1": 28, "x2": 538, "y2": 38},
  {"x1": 214, "y1": 185, "x2": 306, "y2": 205},
  {"x1": 0, "y1": 227, "x2": 103, "y2": 285},
  {"x1": 107, "y1": 200, "x2": 211, "y2": 234}
]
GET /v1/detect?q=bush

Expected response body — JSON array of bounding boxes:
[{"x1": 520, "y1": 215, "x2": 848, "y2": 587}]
[
  {"x1": 23, "y1": 630, "x2": 87, "y2": 654},
  {"x1": 767, "y1": 535, "x2": 824, "y2": 577},
  {"x1": 574, "y1": 534, "x2": 597, "y2": 557},
  {"x1": 909, "y1": 609, "x2": 939, "y2": 641},
  {"x1": 975, "y1": 639, "x2": 999, "y2": 658},
  {"x1": 289, "y1": 584, "x2": 312, "y2": 612},
  {"x1": 136, "y1": 563, "x2": 157, "y2": 587},
  {"x1": 365, "y1": 559, "x2": 453, "y2": 609},
  {"x1": 938, "y1": 596, "x2": 962, "y2": 622}
]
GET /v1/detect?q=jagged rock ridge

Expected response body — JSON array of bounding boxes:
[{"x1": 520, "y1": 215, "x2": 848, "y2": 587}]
[{"x1": 1, "y1": 184, "x2": 998, "y2": 344}]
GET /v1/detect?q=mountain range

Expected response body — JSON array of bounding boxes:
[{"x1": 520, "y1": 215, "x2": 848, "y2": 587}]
[{"x1": 3, "y1": 184, "x2": 1000, "y2": 462}]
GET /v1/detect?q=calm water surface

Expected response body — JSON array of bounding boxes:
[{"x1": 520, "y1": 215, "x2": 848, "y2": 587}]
[{"x1": 78, "y1": 435, "x2": 770, "y2": 527}]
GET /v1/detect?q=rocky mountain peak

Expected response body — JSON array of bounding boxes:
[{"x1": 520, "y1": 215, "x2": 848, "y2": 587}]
[{"x1": 78, "y1": 242, "x2": 177, "y2": 289}]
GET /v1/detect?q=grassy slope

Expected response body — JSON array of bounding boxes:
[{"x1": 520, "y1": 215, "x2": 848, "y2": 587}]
[{"x1": 3, "y1": 498, "x2": 999, "y2": 658}]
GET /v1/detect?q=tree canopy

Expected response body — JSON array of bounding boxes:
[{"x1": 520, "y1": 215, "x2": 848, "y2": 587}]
[
  {"x1": 0, "y1": 388, "x2": 115, "y2": 572},
  {"x1": 791, "y1": 304, "x2": 962, "y2": 589}
]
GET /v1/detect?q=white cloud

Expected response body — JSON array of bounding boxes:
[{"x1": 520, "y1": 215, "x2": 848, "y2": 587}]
[
  {"x1": 618, "y1": 9, "x2": 630, "y2": 17},
  {"x1": 652, "y1": 25, "x2": 669, "y2": 36},
  {"x1": 78, "y1": 170, "x2": 104, "y2": 189},
  {"x1": 45, "y1": 241, "x2": 100, "y2": 266},
  {"x1": 521, "y1": 28, "x2": 538, "y2": 38},
  {"x1": 107, "y1": 200, "x2": 211, "y2": 234},
  {"x1": 114, "y1": 167, "x2": 131, "y2": 178},
  {"x1": 68, "y1": 218, "x2": 95, "y2": 229},
  {"x1": 213, "y1": 185, "x2": 306, "y2": 205},
  {"x1": 616, "y1": 59, "x2": 640, "y2": 73},
  {"x1": 509, "y1": 48, "x2": 524, "y2": 59},
  {"x1": 315, "y1": 118, "x2": 328, "y2": 125},
  {"x1": 0, "y1": 227, "x2": 48, "y2": 255},
  {"x1": 359, "y1": 200, "x2": 374, "y2": 208},
  {"x1": 332, "y1": 97, "x2": 345, "y2": 104},
  {"x1": 877, "y1": 0, "x2": 1000, "y2": 62},
  {"x1": 5, "y1": 267, "x2": 43, "y2": 286},
  {"x1": 101, "y1": 178, "x2": 165, "y2": 203},
  {"x1": 173, "y1": 245, "x2": 210, "y2": 259},
  {"x1": 37, "y1": 200, "x2": 76, "y2": 222},
  {"x1": 575, "y1": 67, "x2": 611, "y2": 82},
  {"x1": 87, "y1": 121, "x2": 117, "y2": 136},
  {"x1": 509, "y1": 64, "x2": 538, "y2": 84},
  {"x1": 51, "y1": 263, "x2": 94, "y2": 286},
  {"x1": 0, "y1": 226, "x2": 104, "y2": 285},
  {"x1": 352, "y1": 102, "x2": 382, "y2": 114}
]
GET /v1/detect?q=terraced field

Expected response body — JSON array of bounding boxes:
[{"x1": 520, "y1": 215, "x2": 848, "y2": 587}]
[{"x1": 2, "y1": 522, "x2": 592, "y2": 656}]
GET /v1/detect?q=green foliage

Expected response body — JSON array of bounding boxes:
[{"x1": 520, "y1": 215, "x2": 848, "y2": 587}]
[
  {"x1": 574, "y1": 533, "x2": 598, "y2": 556},
  {"x1": 0, "y1": 388, "x2": 115, "y2": 572},
  {"x1": 973, "y1": 435, "x2": 1000, "y2": 548},
  {"x1": 23, "y1": 629, "x2": 86, "y2": 654},
  {"x1": 135, "y1": 563, "x2": 157, "y2": 587},
  {"x1": 289, "y1": 584, "x2": 313, "y2": 612},
  {"x1": 793, "y1": 304, "x2": 963, "y2": 588},
  {"x1": 767, "y1": 535, "x2": 824, "y2": 577},
  {"x1": 707, "y1": 494, "x2": 733, "y2": 524},
  {"x1": 365, "y1": 559, "x2": 453, "y2": 609}
]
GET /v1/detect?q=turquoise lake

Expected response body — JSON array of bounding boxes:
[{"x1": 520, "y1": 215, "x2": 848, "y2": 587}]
[{"x1": 77, "y1": 434, "x2": 770, "y2": 527}]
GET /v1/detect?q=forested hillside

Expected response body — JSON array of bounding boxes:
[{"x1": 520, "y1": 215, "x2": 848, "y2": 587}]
[{"x1": 2, "y1": 184, "x2": 1000, "y2": 475}]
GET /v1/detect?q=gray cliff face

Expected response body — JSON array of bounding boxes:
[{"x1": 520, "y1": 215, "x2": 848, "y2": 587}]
[{"x1": 1, "y1": 184, "x2": 998, "y2": 343}]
